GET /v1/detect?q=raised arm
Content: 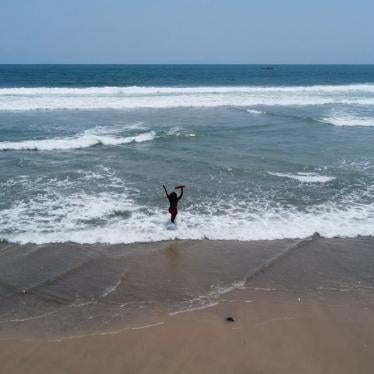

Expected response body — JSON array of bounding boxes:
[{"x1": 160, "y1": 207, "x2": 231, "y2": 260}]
[
  {"x1": 177, "y1": 187, "x2": 184, "y2": 201},
  {"x1": 163, "y1": 185, "x2": 169, "y2": 198}
]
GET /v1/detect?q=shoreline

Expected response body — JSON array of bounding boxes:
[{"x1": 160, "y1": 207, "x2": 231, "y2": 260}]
[
  {"x1": 0, "y1": 237, "x2": 374, "y2": 373},
  {"x1": 1, "y1": 282, "x2": 373, "y2": 373}
]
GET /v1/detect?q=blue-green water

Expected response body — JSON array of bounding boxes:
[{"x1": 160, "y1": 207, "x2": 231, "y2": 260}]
[{"x1": 1, "y1": 65, "x2": 374, "y2": 244}]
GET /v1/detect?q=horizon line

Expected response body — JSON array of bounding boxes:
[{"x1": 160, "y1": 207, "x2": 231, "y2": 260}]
[{"x1": 1, "y1": 63, "x2": 374, "y2": 66}]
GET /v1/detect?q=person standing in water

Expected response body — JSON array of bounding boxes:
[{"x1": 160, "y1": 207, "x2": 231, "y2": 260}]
[{"x1": 163, "y1": 185, "x2": 184, "y2": 223}]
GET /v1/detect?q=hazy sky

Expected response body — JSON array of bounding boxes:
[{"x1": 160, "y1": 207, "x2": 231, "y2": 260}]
[{"x1": 1, "y1": 0, "x2": 373, "y2": 64}]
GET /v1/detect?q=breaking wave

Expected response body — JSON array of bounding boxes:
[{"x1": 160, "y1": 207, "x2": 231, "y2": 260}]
[
  {"x1": 267, "y1": 172, "x2": 336, "y2": 183},
  {"x1": 246, "y1": 109, "x2": 266, "y2": 115},
  {"x1": 322, "y1": 114, "x2": 374, "y2": 127},
  {"x1": 1, "y1": 84, "x2": 374, "y2": 111},
  {"x1": 1, "y1": 172, "x2": 373, "y2": 244},
  {"x1": 3, "y1": 199, "x2": 374, "y2": 245},
  {"x1": 0, "y1": 130, "x2": 156, "y2": 151}
]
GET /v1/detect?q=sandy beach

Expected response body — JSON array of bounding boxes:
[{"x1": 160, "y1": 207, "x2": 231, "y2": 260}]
[
  {"x1": 1, "y1": 3, "x2": 374, "y2": 372},
  {"x1": 0, "y1": 236, "x2": 373, "y2": 373}
]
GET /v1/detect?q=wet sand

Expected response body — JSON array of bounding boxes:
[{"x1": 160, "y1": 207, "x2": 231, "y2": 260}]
[
  {"x1": 1, "y1": 292, "x2": 373, "y2": 374},
  {"x1": 0, "y1": 236, "x2": 374, "y2": 373}
]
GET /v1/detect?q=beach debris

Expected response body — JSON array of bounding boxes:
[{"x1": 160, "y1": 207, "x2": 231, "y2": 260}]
[{"x1": 225, "y1": 316, "x2": 235, "y2": 323}]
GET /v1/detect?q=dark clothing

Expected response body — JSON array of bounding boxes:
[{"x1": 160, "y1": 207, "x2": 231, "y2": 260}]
[
  {"x1": 163, "y1": 185, "x2": 183, "y2": 224},
  {"x1": 168, "y1": 194, "x2": 179, "y2": 223},
  {"x1": 168, "y1": 206, "x2": 178, "y2": 223}
]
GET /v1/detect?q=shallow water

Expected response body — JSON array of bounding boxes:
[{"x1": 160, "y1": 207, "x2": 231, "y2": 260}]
[
  {"x1": 0, "y1": 237, "x2": 373, "y2": 339},
  {"x1": 1, "y1": 65, "x2": 374, "y2": 244}
]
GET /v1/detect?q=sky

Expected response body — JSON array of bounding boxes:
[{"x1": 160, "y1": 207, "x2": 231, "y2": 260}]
[{"x1": 0, "y1": 0, "x2": 373, "y2": 64}]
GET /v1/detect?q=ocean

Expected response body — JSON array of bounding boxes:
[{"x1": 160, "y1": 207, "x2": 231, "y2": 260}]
[{"x1": 1, "y1": 64, "x2": 374, "y2": 244}]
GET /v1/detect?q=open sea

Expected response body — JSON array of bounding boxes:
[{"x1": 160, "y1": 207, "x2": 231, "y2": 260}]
[{"x1": 1, "y1": 64, "x2": 374, "y2": 244}]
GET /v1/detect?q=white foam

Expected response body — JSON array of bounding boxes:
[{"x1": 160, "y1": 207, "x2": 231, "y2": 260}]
[
  {"x1": 1, "y1": 84, "x2": 374, "y2": 111},
  {"x1": 267, "y1": 172, "x2": 336, "y2": 183},
  {"x1": 2, "y1": 84, "x2": 374, "y2": 96},
  {"x1": 169, "y1": 302, "x2": 219, "y2": 316},
  {"x1": 101, "y1": 280, "x2": 121, "y2": 298},
  {"x1": 246, "y1": 109, "x2": 266, "y2": 114},
  {"x1": 49, "y1": 322, "x2": 165, "y2": 342},
  {"x1": 3, "y1": 193, "x2": 374, "y2": 245},
  {"x1": 0, "y1": 169, "x2": 141, "y2": 237},
  {"x1": 166, "y1": 127, "x2": 196, "y2": 137},
  {"x1": 2, "y1": 170, "x2": 374, "y2": 245},
  {"x1": 339, "y1": 159, "x2": 373, "y2": 172},
  {"x1": 0, "y1": 130, "x2": 156, "y2": 151},
  {"x1": 322, "y1": 114, "x2": 374, "y2": 127},
  {"x1": 208, "y1": 281, "x2": 247, "y2": 299}
]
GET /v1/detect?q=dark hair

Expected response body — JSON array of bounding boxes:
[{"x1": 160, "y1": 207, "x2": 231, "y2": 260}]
[{"x1": 169, "y1": 192, "x2": 178, "y2": 202}]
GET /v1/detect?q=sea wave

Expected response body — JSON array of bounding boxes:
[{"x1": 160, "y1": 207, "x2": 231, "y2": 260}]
[
  {"x1": 267, "y1": 172, "x2": 336, "y2": 183},
  {"x1": 0, "y1": 130, "x2": 156, "y2": 151},
  {"x1": 246, "y1": 109, "x2": 266, "y2": 115},
  {"x1": 3, "y1": 201, "x2": 374, "y2": 245},
  {"x1": 165, "y1": 127, "x2": 196, "y2": 137},
  {"x1": 322, "y1": 114, "x2": 374, "y2": 127},
  {"x1": 2, "y1": 84, "x2": 374, "y2": 95},
  {"x1": 1, "y1": 185, "x2": 374, "y2": 244},
  {"x1": 1, "y1": 84, "x2": 374, "y2": 111}
]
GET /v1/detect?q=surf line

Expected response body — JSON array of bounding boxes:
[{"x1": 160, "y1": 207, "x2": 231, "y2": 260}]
[{"x1": 245, "y1": 232, "x2": 321, "y2": 286}]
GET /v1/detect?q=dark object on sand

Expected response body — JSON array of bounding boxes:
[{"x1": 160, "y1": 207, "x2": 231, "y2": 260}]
[{"x1": 225, "y1": 317, "x2": 235, "y2": 323}]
